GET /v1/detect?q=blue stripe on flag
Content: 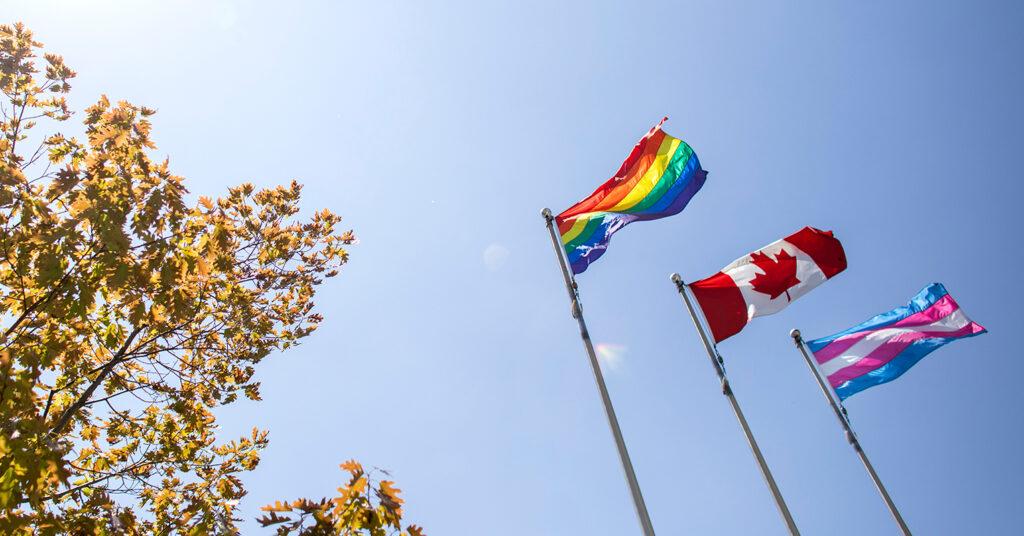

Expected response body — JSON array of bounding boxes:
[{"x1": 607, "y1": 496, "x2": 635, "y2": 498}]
[
  {"x1": 807, "y1": 283, "x2": 950, "y2": 353},
  {"x1": 833, "y1": 328, "x2": 986, "y2": 399}
]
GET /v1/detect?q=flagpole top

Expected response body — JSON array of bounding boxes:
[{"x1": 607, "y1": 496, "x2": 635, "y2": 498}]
[
  {"x1": 670, "y1": 273, "x2": 683, "y2": 284},
  {"x1": 790, "y1": 329, "x2": 802, "y2": 341},
  {"x1": 541, "y1": 208, "x2": 553, "y2": 220}
]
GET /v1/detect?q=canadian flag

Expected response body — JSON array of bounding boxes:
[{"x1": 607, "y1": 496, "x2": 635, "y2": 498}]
[{"x1": 690, "y1": 227, "x2": 847, "y2": 342}]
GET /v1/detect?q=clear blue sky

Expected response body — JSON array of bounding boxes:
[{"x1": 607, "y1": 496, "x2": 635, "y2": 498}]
[{"x1": 10, "y1": 1, "x2": 1024, "y2": 533}]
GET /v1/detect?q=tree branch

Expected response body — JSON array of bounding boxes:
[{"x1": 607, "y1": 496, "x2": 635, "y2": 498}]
[{"x1": 49, "y1": 326, "x2": 144, "y2": 436}]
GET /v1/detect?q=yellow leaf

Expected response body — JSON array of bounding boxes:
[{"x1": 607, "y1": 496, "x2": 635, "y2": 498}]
[
  {"x1": 260, "y1": 500, "x2": 292, "y2": 513},
  {"x1": 340, "y1": 459, "x2": 362, "y2": 474},
  {"x1": 350, "y1": 476, "x2": 367, "y2": 494},
  {"x1": 70, "y1": 196, "x2": 90, "y2": 215},
  {"x1": 379, "y1": 480, "x2": 403, "y2": 505}
]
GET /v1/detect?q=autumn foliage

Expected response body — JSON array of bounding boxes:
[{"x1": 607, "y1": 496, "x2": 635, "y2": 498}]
[
  {"x1": 258, "y1": 461, "x2": 424, "y2": 536},
  {"x1": 0, "y1": 22, "x2": 413, "y2": 533}
]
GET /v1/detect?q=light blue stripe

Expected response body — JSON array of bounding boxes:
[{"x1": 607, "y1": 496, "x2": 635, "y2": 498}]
[
  {"x1": 807, "y1": 283, "x2": 950, "y2": 353},
  {"x1": 833, "y1": 328, "x2": 987, "y2": 399}
]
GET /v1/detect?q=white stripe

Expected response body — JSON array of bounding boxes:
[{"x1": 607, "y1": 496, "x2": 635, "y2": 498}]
[
  {"x1": 723, "y1": 239, "x2": 826, "y2": 321},
  {"x1": 818, "y1": 309, "x2": 972, "y2": 377}
]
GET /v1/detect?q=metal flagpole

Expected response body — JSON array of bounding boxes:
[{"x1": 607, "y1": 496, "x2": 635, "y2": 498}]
[
  {"x1": 670, "y1": 274, "x2": 801, "y2": 536},
  {"x1": 789, "y1": 329, "x2": 913, "y2": 536},
  {"x1": 541, "y1": 208, "x2": 656, "y2": 536}
]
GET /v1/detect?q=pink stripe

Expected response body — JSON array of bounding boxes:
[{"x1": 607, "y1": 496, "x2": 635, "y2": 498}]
[
  {"x1": 826, "y1": 322, "x2": 986, "y2": 387},
  {"x1": 815, "y1": 295, "x2": 961, "y2": 364}
]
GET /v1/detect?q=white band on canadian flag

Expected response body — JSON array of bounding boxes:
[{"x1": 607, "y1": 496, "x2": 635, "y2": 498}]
[
  {"x1": 723, "y1": 240, "x2": 829, "y2": 321},
  {"x1": 689, "y1": 226, "x2": 847, "y2": 343}
]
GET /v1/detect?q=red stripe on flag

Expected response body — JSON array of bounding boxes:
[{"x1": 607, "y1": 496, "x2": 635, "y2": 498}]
[
  {"x1": 558, "y1": 119, "x2": 668, "y2": 220},
  {"x1": 785, "y1": 227, "x2": 847, "y2": 279},
  {"x1": 556, "y1": 216, "x2": 574, "y2": 236},
  {"x1": 689, "y1": 272, "x2": 747, "y2": 343}
]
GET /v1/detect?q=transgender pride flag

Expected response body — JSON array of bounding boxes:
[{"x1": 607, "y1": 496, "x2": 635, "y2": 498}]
[{"x1": 807, "y1": 283, "x2": 986, "y2": 400}]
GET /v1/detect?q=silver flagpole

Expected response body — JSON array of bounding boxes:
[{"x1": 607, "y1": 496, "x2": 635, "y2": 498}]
[
  {"x1": 542, "y1": 208, "x2": 656, "y2": 536},
  {"x1": 789, "y1": 329, "x2": 913, "y2": 536},
  {"x1": 670, "y1": 274, "x2": 801, "y2": 536}
]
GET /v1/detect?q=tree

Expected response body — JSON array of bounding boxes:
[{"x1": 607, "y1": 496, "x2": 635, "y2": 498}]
[
  {"x1": 0, "y1": 22, "x2": 357, "y2": 533},
  {"x1": 258, "y1": 461, "x2": 424, "y2": 536}
]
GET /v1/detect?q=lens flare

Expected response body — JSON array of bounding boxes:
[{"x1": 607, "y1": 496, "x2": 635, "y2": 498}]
[
  {"x1": 594, "y1": 343, "x2": 627, "y2": 370},
  {"x1": 483, "y1": 243, "x2": 510, "y2": 271}
]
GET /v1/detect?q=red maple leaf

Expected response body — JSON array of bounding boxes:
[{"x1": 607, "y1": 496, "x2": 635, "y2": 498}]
[{"x1": 748, "y1": 249, "x2": 801, "y2": 301}]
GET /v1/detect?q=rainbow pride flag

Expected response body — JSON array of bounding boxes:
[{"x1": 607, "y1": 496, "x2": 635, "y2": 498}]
[
  {"x1": 556, "y1": 118, "x2": 707, "y2": 274},
  {"x1": 807, "y1": 283, "x2": 987, "y2": 400}
]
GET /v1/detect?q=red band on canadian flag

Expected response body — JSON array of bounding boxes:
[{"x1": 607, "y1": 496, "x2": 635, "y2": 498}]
[{"x1": 689, "y1": 227, "x2": 847, "y2": 342}]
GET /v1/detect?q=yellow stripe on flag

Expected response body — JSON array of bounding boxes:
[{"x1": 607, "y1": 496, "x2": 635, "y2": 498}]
[
  {"x1": 560, "y1": 216, "x2": 591, "y2": 245},
  {"x1": 605, "y1": 136, "x2": 680, "y2": 212}
]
